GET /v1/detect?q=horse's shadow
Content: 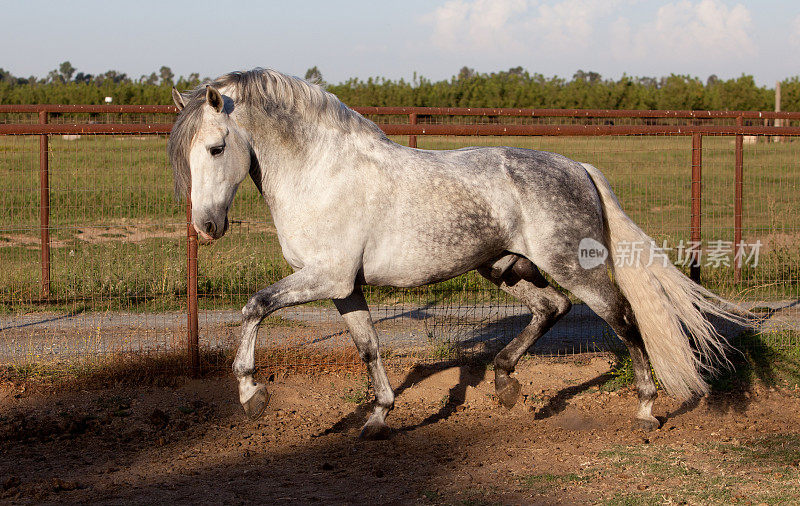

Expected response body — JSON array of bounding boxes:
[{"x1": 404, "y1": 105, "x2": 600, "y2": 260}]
[
  {"x1": 320, "y1": 301, "x2": 800, "y2": 437},
  {"x1": 318, "y1": 352, "x2": 614, "y2": 437},
  {"x1": 317, "y1": 359, "x2": 486, "y2": 437},
  {"x1": 394, "y1": 361, "x2": 486, "y2": 432}
]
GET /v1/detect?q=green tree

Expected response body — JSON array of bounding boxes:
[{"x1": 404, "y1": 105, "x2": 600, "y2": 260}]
[
  {"x1": 74, "y1": 72, "x2": 92, "y2": 84},
  {"x1": 46, "y1": 70, "x2": 61, "y2": 83},
  {"x1": 159, "y1": 66, "x2": 174, "y2": 86},
  {"x1": 780, "y1": 77, "x2": 800, "y2": 111},
  {"x1": 0, "y1": 64, "x2": 789, "y2": 111},
  {"x1": 457, "y1": 66, "x2": 476, "y2": 81},
  {"x1": 573, "y1": 70, "x2": 602, "y2": 84},
  {"x1": 97, "y1": 70, "x2": 129, "y2": 85},
  {"x1": 304, "y1": 66, "x2": 324, "y2": 84},
  {"x1": 59, "y1": 61, "x2": 76, "y2": 82}
]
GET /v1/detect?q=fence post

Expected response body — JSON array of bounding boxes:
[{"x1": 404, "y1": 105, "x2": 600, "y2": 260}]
[
  {"x1": 690, "y1": 132, "x2": 702, "y2": 283},
  {"x1": 734, "y1": 116, "x2": 743, "y2": 283},
  {"x1": 38, "y1": 111, "x2": 51, "y2": 299},
  {"x1": 409, "y1": 113, "x2": 417, "y2": 148},
  {"x1": 186, "y1": 197, "x2": 200, "y2": 376}
]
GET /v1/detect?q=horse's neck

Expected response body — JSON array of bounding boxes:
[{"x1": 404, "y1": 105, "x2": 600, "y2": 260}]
[{"x1": 244, "y1": 111, "x2": 359, "y2": 201}]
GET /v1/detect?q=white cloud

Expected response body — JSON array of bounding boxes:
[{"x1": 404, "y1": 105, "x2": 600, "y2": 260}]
[
  {"x1": 428, "y1": 0, "x2": 528, "y2": 53},
  {"x1": 426, "y1": 0, "x2": 614, "y2": 55},
  {"x1": 423, "y1": 0, "x2": 760, "y2": 76},
  {"x1": 612, "y1": 0, "x2": 755, "y2": 64},
  {"x1": 790, "y1": 14, "x2": 800, "y2": 48},
  {"x1": 610, "y1": 17, "x2": 646, "y2": 61},
  {"x1": 525, "y1": 0, "x2": 611, "y2": 47}
]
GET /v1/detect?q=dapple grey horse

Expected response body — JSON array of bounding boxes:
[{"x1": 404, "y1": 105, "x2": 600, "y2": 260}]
[{"x1": 168, "y1": 69, "x2": 748, "y2": 439}]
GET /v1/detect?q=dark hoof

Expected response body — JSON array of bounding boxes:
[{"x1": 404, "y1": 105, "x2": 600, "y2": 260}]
[
  {"x1": 242, "y1": 384, "x2": 270, "y2": 421},
  {"x1": 496, "y1": 377, "x2": 521, "y2": 409},
  {"x1": 635, "y1": 417, "x2": 660, "y2": 431},
  {"x1": 359, "y1": 421, "x2": 391, "y2": 440}
]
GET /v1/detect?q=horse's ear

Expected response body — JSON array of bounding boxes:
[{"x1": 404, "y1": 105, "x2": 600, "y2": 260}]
[
  {"x1": 206, "y1": 85, "x2": 224, "y2": 113},
  {"x1": 171, "y1": 87, "x2": 186, "y2": 111}
]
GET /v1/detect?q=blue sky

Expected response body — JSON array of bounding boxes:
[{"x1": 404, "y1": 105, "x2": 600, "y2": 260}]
[{"x1": 2, "y1": 0, "x2": 798, "y2": 86}]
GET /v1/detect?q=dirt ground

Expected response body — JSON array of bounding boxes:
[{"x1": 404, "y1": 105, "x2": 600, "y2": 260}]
[{"x1": 1, "y1": 355, "x2": 800, "y2": 505}]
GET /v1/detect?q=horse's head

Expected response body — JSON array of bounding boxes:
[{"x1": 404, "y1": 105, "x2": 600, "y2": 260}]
[{"x1": 170, "y1": 85, "x2": 251, "y2": 241}]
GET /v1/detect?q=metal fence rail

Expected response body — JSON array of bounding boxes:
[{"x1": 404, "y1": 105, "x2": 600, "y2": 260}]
[{"x1": 1, "y1": 106, "x2": 798, "y2": 374}]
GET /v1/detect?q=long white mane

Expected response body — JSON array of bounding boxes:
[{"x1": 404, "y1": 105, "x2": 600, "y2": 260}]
[{"x1": 167, "y1": 68, "x2": 383, "y2": 197}]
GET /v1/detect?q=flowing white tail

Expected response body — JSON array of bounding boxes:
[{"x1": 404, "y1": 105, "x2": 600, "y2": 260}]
[{"x1": 583, "y1": 163, "x2": 753, "y2": 401}]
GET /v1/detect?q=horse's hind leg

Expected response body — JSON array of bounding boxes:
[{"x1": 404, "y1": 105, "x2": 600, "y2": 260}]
[
  {"x1": 542, "y1": 264, "x2": 660, "y2": 430},
  {"x1": 478, "y1": 258, "x2": 572, "y2": 408},
  {"x1": 333, "y1": 286, "x2": 395, "y2": 440},
  {"x1": 596, "y1": 294, "x2": 660, "y2": 430}
]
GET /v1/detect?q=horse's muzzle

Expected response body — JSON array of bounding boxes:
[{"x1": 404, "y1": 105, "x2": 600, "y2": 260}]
[{"x1": 194, "y1": 215, "x2": 229, "y2": 241}]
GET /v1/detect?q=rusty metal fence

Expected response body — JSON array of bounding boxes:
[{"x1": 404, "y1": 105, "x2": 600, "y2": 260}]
[{"x1": 1, "y1": 106, "x2": 798, "y2": 374}]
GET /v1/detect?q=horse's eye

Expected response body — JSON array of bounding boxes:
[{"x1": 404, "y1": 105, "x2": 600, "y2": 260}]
[{"x1": 210, "y1": 146, "x2": 224, "y2": 157}]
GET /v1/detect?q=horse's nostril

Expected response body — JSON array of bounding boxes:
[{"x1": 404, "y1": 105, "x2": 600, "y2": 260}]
[{"x1": 204, "y1": 221, "x2": 216, "y2": 236}]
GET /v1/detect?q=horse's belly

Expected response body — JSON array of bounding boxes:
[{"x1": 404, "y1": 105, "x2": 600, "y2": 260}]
[{"x1": 361, "y1": 241, "x2": 503, "y2": 288}]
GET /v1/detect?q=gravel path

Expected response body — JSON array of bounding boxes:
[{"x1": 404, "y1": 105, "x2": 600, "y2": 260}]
[{"x1": 0, "y1": 300, "x2": 796, "y2": 363}]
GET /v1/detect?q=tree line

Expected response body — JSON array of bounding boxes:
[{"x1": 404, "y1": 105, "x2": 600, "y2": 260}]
[
  {"x1": 0, "y1": 62, "x2": 203, "y2": 106},
  {"x1": 0, "y1": 62, "x2": 795, "y2": 111}
]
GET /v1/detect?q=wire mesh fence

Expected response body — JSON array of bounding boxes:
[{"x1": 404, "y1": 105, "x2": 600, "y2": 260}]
[
  {"x1": 0, "y1": 106, "x2": 798, "y2": 376},
  {"x1": 0, "y1": 131, "x2": 187, "y2": 369}
]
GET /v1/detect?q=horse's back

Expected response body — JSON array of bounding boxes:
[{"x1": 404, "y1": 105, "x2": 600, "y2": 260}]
[{"x1": 391, "y1": 145, "x2": 603, "y2": 229}]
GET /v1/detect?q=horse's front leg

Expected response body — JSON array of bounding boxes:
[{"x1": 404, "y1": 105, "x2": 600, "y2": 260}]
[
  {"x1": 233, "y1": 268, "x2": 354, "y2": 420},
  {"x1": 333, "y1": 287, "x2": 394, "y2": 440}
]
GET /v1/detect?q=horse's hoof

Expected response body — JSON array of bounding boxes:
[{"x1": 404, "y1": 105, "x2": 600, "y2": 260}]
[
  {"x1": 242, "y1": 384, "x2": 270, "y2": 421},
  {"x1": 496, "y1": 377, "x2": 521, "y2": 409},
  {"x1": 635, "y1": 417, "x2": 660, "y2": 431},
  {"x1": 359, "y1": 421, "x2": 391, "y2": 440}
]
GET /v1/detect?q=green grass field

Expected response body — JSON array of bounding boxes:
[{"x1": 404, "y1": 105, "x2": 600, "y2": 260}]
[{"x1": 0, "y1": 134, "x2": 798, "y2": 314}]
